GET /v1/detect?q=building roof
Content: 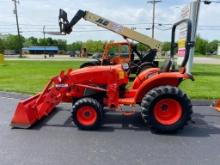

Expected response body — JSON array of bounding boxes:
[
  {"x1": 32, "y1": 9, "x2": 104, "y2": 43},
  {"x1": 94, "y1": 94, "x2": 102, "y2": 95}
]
[{"x1": 22, "y1": 46, "x2": 59, "y2": 51}]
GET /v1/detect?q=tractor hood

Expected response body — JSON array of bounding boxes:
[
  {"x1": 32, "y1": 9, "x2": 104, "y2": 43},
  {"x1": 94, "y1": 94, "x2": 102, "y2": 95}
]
[{"x1": 67, "y1": 64, "x2": 129, "y2": 86}]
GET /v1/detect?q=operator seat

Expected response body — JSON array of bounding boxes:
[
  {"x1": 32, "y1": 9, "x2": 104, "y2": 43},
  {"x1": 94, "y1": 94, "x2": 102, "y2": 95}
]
[
  {"x1": 141, "y1": 49, "x2": 157, "y2": 62},
  {"x1": 160, "y1": 59, "x2": 172, "y2": 72}
]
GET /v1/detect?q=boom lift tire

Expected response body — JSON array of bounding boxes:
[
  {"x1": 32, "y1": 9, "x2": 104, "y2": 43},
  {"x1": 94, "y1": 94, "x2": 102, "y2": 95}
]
[
  {"x1": 141, "y1": 86, "x2": 192, "y2": 133},
  {"x1": 72, "y1": 98, "x2": 104, "y2": 130}
]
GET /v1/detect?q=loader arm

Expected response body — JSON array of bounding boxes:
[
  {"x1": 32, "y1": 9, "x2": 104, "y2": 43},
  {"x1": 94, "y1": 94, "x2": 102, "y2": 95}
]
[{"x1": 59, "y1": 9, "x2": 162, "y2": 51}]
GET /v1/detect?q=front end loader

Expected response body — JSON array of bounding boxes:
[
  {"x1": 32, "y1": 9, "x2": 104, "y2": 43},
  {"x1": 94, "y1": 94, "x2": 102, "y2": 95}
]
[{"x1": 11, "y1": 15, "x2": 195, "y2": 133}]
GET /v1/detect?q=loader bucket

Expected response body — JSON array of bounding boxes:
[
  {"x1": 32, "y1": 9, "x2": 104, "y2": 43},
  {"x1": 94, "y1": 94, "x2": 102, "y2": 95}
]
[
  {"x1": 214, "y1": 99, "x2": 220, "y2": 112},
  {"x1": 11, "y1": 78, "x2": 63, "y2": 128}
]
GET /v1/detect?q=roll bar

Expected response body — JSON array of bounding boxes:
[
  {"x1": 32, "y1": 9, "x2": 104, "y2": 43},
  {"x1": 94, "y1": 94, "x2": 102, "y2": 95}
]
[{"x1": 170, "y1": 19, "x2": 195, "y2": 68}]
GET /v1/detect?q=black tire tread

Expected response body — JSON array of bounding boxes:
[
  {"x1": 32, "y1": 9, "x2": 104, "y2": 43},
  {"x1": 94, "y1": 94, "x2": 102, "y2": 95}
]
[
  {"x1": 72, "y1": 97, "x2": 103, "y2": 130},
  {"x1": 141, "y1": 85, "x2": 193, "y2": 133}
]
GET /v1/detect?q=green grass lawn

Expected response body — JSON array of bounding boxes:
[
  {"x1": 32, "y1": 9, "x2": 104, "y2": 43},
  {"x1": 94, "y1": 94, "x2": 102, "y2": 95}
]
[
  {"x1": 208, "y1": 55, "x2": 220, "y2": 59},
  {"x1": 194, "y1": 54, "x2": 220, "y2": 58},
  {"x1": 0, "y1": 61, "x2": 83, "y2": 94},
  {"x1": 0, "y1": 60, "x2": 220, "y2": 99},
  {"x1": 180, "y1": 64, "x2": 220, "y2": 99}
]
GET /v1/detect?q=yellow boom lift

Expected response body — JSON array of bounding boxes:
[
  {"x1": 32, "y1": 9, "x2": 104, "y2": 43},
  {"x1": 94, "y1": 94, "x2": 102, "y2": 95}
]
[
  {"x1": 59, "y1": 9, "x2": 161, "y2": 49},
  {"x1": 59, "y1": 9, "x2": 163, "y2": 73}
]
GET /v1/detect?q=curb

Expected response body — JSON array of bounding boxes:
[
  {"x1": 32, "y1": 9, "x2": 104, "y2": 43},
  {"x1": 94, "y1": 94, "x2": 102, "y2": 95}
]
[
  {"x1": 0, "y1": 91, "x2": 215, "y2": 106},
  {"x1": 0, "y1": 92, "x2": 31, "y2": 100},
  {"x1": 192, "y1": 100, "x2": 213, "y2": 106}
]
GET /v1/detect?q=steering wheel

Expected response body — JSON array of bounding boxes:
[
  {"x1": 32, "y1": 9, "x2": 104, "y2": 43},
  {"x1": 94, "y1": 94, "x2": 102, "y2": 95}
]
[
  {"x1": 128, "y1": 60, "x2": 142, "y2": 70},
  {"x1": 121, "y1": 62, "x2": 142, "y2": 75}
]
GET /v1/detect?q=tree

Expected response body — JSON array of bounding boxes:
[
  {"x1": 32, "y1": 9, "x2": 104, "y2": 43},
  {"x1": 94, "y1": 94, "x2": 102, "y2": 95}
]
[
  {"x1": 67, "y1": 41, "x2": 82, "y2": 52},
  {"x1": 82, "y1": 40, "x2": 104, "y2": 53},
  {"x1": 195, "y1": 35, "x2": 208, "y2": 55},
  {"x1": 29, "y1": 37, "x2": 38, "y2": 45},
  {"x1": 136, "y1": 43, "x2": 150, "y2": 52},
  {"x1": 162, "y1": 42, "x2": 171, "y2": 52},
  {"x1": 56, "y1": 39, "x2": 67, "y2": 51},
  {"x1": 23, "y1": 37, "x2": 38, "y2": 47},
  {"x1": 0, "y1": 38, "x2": 5, "y2": 53},
  {"x1": 38, "y1": 38, "x2": 46, "y2": 46},
  {"x1": 4, "y1": 35, "x2": 25, "y2": 52},
  {"x1": 95, "y1": 40, "x2": 104, "y2": 52},
  {"x1": 207, "y1": 40, "x2": 219, "y2": 54},
  {"x1": 46, "y1": 37, "x2": 55, "y2": 46}
]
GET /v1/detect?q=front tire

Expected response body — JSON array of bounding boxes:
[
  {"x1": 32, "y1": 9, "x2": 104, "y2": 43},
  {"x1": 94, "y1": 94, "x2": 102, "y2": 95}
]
[
  {"x1": 141, "y1": 86, "x2": 192, "y2": 133},
  {"x1": 72, "y1": 98, "x2": 103, "y2": 130}
]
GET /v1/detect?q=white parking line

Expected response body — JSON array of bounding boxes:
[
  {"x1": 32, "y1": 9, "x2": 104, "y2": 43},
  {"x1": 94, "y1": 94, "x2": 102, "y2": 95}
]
[{"x1": 0, "y1": 96, "x2": 19, "y2": 100}]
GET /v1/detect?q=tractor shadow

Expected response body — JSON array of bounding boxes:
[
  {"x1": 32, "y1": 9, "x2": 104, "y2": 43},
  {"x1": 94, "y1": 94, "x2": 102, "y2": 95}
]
[
  {"x1": 31, "y1": 107, "x2": 73, "y2": 129},
  {"x1": 100, "y1": 111, "x2": 148, "y2": 132},
  {"x1": 31, "y1": 107, "x2": 148, "y2": 132},
  {"x1": 167, "y1": 112, "x2": 220, "y2": 137},
  {"x1": 31, "y1": 107, "x2": 220, "y2": 137}
]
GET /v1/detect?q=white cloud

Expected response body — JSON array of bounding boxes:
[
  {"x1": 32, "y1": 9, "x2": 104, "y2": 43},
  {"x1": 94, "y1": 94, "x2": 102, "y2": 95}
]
[{"x1": 0, "y1": 0, "x2": 219, "y2": 43}]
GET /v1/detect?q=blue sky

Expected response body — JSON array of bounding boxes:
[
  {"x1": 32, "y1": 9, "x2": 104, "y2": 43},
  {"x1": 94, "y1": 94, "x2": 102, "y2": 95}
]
[{"x1": 0, "y1": 0, "x2": 219, "y2": 43}]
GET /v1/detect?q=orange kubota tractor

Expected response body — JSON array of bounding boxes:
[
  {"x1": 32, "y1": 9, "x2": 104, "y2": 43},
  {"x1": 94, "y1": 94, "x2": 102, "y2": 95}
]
[{"x1": 10, "y1": 10, "x2": 195, "y2": 133}]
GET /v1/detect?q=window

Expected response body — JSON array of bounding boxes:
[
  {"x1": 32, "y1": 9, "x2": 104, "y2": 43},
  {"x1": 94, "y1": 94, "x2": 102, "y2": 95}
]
[{"x1": 120, "y1": 45, "x2": 129, "y2": 58}]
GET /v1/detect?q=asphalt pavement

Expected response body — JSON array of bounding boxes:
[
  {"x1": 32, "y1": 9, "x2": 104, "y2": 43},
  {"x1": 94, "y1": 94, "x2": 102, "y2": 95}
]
[{"x1": 1, "y1": 94, "x2": 220, "y2": 165}]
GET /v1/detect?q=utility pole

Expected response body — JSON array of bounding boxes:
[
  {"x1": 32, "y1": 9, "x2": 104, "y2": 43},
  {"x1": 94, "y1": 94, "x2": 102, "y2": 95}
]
[
  {"x1": 186, "y1": 0, "x2": 201, "y2": 73},
  {"x1": 147, "y1": 0, "x2": 162, "y2": 39},
  {"x1": 43, "y1": 25, "x2": 46, "y2": 57},
  {"x1": 12, "y1": 0, "x2": 22, "y2": 58}
]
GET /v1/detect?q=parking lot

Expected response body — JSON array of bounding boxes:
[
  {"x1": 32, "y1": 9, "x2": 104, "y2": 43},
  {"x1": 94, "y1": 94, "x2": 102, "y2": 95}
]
[{"x1": 1, "y1": 94, "x2": 220, "y2": 165}]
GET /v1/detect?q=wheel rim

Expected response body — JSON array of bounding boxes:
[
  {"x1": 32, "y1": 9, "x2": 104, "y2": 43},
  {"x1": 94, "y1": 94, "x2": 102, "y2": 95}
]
[
  {"x1": 76, "y1": 106, "x2": 97, "y2": 126},
  {"x1": 153, "y1": 99, "x2": 182, "y2": 125}
]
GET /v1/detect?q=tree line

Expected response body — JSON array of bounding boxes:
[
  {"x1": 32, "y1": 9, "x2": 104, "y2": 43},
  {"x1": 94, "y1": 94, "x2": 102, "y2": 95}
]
[
  {"x1": 163, "y1": 35, "x2": 219, "y2": 55},
  {"x1": 0, "y1": 34, "x2": 219, "y2": 55}
]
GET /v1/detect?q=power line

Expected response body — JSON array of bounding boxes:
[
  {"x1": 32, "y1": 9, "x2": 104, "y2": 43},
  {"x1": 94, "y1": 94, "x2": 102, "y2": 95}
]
[
  {"x1": 0, "y1": 22, "x2": 174, "y2": 27},
  {"x1": 147, "y1": 0, "x2": 162, "y2": 39},
  {"x1": 1, "y1": 24, "x2": 220, "y2": 29}
]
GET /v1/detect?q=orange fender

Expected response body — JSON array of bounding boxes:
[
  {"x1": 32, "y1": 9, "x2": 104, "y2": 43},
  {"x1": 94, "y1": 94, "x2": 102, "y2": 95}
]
[{"x1": 134, "y1": 72, "x2": 190, "y2": 103}]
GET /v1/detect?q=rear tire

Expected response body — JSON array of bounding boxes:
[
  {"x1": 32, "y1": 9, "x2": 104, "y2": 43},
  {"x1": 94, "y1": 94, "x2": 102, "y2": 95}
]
[
  {"x1": 72, "y1": 98, "x2": 103, "y2": 130},
  {"x1": 141, "y1": 86, "x2": 192, "y2": 133}
]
